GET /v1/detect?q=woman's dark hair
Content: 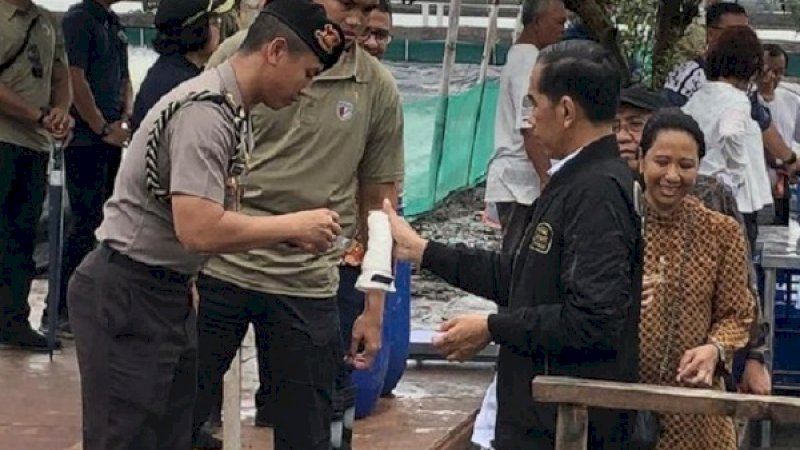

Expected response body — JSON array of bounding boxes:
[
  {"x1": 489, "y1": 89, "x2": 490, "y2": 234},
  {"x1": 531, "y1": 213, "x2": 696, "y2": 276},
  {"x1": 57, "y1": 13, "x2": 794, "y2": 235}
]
[
  {"x1": 706, "y1": 25, "x2": 763, "y2": 83},
  {"x1": 153, "y1": 18, "x2": 211, "y2": 56},
  {"x1": 640, "y1": 108, "x2": 706, "y2": 160}
]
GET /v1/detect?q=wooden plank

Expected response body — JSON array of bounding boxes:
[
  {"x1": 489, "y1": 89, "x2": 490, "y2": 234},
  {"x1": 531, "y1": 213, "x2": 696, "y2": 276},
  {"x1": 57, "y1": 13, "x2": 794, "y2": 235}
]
[
  {"x1": 429, "y1": 409, "x2": 479, "y2": 450},
  {"x1": 533, "y1": 376, "x2": 800, "y2": 423},
  {"x1": 555, "y1": 404, "x2": 588, "y2": 450}
]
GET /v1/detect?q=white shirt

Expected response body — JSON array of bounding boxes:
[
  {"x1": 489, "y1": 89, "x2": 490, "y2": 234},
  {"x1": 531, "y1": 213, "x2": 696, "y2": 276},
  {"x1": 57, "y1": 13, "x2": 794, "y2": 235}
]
[
  {"x1": 683, "y1": 81, "x2": 772, "y2": 213},
  {"x1": 485, "y1": 44, "x2": 546, "y2": 205},
  {"x1": 766, "y1": 86, "x2": 800, "y2": 150},
  {"x1": 547, "y1": 147, "x2": 582, "y2": 176}
]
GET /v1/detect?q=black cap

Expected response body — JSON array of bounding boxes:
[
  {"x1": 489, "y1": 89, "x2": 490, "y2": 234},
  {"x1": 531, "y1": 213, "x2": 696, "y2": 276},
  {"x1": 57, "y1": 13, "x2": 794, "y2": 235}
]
[
  {"x1": 620, "y1": 84, "x2": 670, "y2": 112},
  {"x1": 260, "y1": 0, "x2": 345, "y2": 70},
  {"x1": 155, "y1": 0, "x2": 235, "y2": 31}
]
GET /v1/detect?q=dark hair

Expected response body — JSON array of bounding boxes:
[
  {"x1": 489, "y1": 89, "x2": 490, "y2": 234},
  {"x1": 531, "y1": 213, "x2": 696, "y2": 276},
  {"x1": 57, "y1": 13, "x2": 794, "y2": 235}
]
[
  {"x1": 640, "y1": 108, "x2": 706, "y2": 160},
  {"x1": 376, "y1": 0, "x2": 392, "y2": 16},
  {"x1": 239, "y1": 14, "x2": 309, "y2": 55},
  {"x1": 706, "y1": 2, "x2": 747, "y2": 28},
  {"x1": 536, "y1": 39, "x2": 621, "y2": 123},
  {"x1": 707, "y1": 25, "x2": 763, "y2": 82},
  {"x1": 153, "y1": 19, "x2": 211, "y2": 56},
  {"x1": 764, "y1": 43, "x2": 789, "y2": 65}
]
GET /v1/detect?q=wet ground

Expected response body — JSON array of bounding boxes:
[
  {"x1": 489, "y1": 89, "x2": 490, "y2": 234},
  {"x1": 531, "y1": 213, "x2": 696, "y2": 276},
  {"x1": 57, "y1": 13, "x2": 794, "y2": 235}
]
[{"x1": 0, "y1": 281, "x2": 492, "y2": 450}]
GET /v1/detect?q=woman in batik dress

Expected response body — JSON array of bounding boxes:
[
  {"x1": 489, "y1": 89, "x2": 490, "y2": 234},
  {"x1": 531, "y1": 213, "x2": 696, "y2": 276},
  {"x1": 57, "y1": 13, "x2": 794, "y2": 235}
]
[{"x1": 638, "y1": 109, "x2": 755, "y2": 450}]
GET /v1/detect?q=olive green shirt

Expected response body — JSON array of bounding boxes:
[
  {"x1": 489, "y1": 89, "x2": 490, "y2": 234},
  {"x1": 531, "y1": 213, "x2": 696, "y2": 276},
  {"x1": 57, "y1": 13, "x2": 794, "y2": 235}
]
[
  {"x1": 204, "y1": 31, "x2": 405, "y2": 298},
  {"x1": 0, "y1": 1, "x2": 66, "y2": 151}
]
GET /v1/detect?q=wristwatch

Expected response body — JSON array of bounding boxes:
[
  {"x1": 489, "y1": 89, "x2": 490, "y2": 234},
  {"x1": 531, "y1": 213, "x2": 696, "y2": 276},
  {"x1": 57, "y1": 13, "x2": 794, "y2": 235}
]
[{"x1": 778, "y1": 152, "x2": 798, "y2": 166}]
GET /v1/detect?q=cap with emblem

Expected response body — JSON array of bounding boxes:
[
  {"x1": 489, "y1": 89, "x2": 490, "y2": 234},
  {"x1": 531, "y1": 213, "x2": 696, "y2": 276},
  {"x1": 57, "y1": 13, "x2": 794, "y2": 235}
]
[
  {"x1": 154, "y1": 0, "x2": 235, "y2": 32},
  {"x1": 620, "y1": 84, "x2": 670, "y2": 112},
  {"x1": 260, "y1": 0, "x2": 346, "y2": 70}
]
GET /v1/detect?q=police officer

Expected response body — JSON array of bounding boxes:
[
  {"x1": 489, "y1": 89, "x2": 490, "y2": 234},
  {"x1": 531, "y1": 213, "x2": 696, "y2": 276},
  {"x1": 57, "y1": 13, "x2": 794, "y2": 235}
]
[
  {"x1": 0, "y1": 0, "x2": 73, "y2": 350},
  {"x1": 66, "y1": 2, "x2": 345, "y2": 449}
]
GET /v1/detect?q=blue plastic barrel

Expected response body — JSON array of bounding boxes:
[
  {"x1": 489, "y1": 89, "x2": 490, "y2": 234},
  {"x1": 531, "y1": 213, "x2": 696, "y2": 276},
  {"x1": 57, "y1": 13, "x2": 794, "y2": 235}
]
[{"x1": 382, "y1": 260, "x2": 411, "y2": 396}]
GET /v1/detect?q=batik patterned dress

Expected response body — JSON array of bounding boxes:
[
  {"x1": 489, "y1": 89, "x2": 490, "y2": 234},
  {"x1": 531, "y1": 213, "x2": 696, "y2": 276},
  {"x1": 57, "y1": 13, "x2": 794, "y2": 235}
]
[{"x1": 639, "y1": 196, "x2": 754, "y2": 450}]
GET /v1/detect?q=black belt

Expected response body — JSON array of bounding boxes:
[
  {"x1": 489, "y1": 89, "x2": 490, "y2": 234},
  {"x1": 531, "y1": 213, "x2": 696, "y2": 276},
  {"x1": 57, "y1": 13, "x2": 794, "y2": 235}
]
[{"x1": 98, "y1": 242, "x2": 195, "y2": 285}]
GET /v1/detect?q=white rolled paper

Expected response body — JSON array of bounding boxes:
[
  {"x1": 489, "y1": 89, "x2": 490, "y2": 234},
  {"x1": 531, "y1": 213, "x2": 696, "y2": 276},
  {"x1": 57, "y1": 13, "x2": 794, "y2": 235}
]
[{"x1": 355, "y1": 210, "x2": 396, "y2": 293}]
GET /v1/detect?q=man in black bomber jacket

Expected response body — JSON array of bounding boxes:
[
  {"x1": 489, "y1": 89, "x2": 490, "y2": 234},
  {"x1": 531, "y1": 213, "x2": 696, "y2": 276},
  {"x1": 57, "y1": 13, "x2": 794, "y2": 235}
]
[{"x1": 384, "y1": 40, "x2": 644, "y2": 450}]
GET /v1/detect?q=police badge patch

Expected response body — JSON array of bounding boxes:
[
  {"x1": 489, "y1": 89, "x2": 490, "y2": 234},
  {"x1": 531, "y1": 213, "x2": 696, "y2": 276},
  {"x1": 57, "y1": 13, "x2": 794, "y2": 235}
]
[
  {"x1": 530, "y1": 222, "x2": 553, "y2": 254},
  {"x1": 337, "y1": 101, "x2": 353, "y2": 121}
]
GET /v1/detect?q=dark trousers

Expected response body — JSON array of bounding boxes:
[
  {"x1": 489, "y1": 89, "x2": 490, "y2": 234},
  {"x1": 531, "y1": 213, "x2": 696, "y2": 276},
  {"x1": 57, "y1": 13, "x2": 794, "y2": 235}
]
[
  {"x1": 193, "y1": 274, "x2": 341, "y2": 450},
  {"x1": 742, "y1": 212, "x2": 760, "y2": 257},
  {"x1": 47, "y1": 143, "x2": 121, "y2": 321},
  {"x1": 0, "y1": 142, "x2": 47, "y2": 334},
  {"x1": 67, "y1": 244, "x2": 197, "y2": 450}
]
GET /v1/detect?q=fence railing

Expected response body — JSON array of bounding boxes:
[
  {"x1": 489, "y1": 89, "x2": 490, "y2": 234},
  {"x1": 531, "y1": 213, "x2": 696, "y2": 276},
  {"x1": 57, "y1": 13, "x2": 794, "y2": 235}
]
[{"x1": 533, "y1": 376, "x2": 800, "y2": 450}]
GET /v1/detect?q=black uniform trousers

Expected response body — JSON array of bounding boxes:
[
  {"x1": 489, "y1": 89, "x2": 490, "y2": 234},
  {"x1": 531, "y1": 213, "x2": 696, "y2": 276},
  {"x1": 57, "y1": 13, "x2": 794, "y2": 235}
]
[
  {"x1": 192, "y1": 274, "x2": 341, "y2": 450},
  {"x1": 67, "y1": 244, "x2": 197, "y2": 450},
  {"x1": 47, "y1": 143, "x2": 121, "y2": 322},
  {"x1": 0, "y1": 142, "x2": 47, "y2": 335}
]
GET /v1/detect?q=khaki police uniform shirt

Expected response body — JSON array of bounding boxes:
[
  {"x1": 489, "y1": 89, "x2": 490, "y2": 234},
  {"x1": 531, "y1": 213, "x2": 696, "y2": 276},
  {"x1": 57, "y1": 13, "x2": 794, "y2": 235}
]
[
  {"x1": 0, "y1": 1, "x2": 66, "y2": 151},
  {"x1": 205, "y1": 31, "x2": 405, "y2": 298},
  {"x1": 96, "y1": 61, "x2": 245, "y2": 275}
]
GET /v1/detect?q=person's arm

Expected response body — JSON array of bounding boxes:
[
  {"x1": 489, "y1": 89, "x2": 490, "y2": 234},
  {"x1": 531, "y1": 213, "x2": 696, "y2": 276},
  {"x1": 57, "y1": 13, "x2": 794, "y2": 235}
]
[
  {"x1": 708, "y1": 217, "x2": 757, "y2": 374},
  {"x1": 172, "y1": 196, "x2": 337, "y2": 253},
  {"x1": 167, "y1": 102, "x2": 339, "y2": 253},
  {"x1": 486, "y1": 179, "x2": 638, "y2": 357},
  {"x1": 422, "y1": 241, "x2": 514, "y2": 306},
  {"x1": 764, "y1": 122, "x2": 796, "y2": 164},
  {"x1": 69, "y1": 67, "x2": 106, "y2": 134},
  {"x1": 120, "y1": 78, "x2": 133, "y2": 123},
  {"x1": 50, "y1": 60, "x2": 72, "y2": 111}
]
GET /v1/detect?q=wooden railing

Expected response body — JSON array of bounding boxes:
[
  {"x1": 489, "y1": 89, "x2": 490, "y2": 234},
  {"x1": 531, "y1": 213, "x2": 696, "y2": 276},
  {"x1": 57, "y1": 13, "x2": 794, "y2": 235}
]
[{"x1": 533, "y1": 376, "x2": 800, "y2": 450}]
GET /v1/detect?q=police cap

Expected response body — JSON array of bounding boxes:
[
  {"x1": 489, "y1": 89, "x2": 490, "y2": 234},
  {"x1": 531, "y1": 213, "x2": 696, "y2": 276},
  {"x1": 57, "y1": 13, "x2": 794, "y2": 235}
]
[
  {"x1": 260, "y1": 0, "x2": 345, "y2": 70},
  {"x1": 155, "y1": 0, "x2": 235, "y2": 31}
]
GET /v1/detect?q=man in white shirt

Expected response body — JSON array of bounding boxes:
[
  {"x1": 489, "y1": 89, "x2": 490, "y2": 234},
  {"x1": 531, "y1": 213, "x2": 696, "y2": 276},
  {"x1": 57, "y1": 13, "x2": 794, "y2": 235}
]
[
  {"x1": 483, "y1": 0, "x2": 566, "y2": 232},
  {"x1": 759, "y1": 43, "x2": 800, "y2": 225},
  {"x1": 474, "y1": 2, "x2": 566, "y2": 448}
]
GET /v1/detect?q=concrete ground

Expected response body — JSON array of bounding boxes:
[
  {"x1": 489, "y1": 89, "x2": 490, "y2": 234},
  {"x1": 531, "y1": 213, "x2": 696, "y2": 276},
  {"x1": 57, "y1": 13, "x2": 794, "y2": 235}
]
[{"x1": 0, "y1": 280, "x2": 493, "y2": 450}]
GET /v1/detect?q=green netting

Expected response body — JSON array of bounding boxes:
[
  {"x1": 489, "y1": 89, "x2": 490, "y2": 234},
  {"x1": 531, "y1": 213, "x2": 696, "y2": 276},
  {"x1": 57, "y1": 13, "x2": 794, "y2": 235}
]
[{"x1": 403, "y1": 80, "x2": 499, "y2": 217}]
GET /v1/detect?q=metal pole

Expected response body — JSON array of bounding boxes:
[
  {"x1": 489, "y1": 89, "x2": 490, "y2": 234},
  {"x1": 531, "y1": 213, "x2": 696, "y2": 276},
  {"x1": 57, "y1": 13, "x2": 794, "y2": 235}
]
[
  {"x1": 438, "y1": 0, "x2": 462, "y2": 98},
  {"x1": 223, "y1": 349, "x2": 242, "y2": 450},
  {"x1": 512, "y1": 3, "x2": 523, "y2": 43},
  {"x1": 46, "y1": 140, "x2": 65, "y2": 359},
  {"x1": 479, "y1": 0, "x2": 500, "y2": 84},
  {"x1": 427, "y1": 0, "x2": 462, "y2": 209}
]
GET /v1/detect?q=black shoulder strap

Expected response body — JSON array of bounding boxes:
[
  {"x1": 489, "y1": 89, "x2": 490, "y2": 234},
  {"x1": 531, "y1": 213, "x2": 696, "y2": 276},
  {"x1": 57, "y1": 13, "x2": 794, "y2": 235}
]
[{"x1": 0, "y1": 15, "x2": 41, "y2": 76}]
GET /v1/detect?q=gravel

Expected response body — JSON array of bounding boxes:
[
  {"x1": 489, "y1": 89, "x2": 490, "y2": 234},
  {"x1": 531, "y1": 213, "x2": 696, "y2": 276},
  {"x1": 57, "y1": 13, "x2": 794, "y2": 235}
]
[{"x1": 408, "y1": 187, "x2": 500, "y2": 330}]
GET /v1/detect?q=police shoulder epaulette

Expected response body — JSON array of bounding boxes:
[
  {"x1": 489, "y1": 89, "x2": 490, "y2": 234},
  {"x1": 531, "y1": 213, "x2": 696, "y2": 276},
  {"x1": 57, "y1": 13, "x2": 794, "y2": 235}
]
[{"x1": 144, "y1": 90, "x2": 249, "y2": 204}]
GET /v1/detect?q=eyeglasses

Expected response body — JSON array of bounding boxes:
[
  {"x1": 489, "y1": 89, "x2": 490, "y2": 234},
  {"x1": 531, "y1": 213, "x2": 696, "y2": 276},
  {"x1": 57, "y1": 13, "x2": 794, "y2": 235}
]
[
  {"x1": 363, "y1": 28, "x2": 392, "y2": 44},
  {"x1": 27, "y1": 43, "x2": 43, "y2": 79},
  {"x1": 613, "y1": 116, "x2": 647, "y2": 134}
]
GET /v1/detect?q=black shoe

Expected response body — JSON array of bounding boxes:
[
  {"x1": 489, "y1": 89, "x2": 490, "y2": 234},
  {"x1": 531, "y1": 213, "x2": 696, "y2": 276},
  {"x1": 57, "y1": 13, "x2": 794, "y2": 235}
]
[
  {"x1": 0, "y1": 327, "x2": 62, "y2": 351},
  {"x1": 255, "y1": 406, "x2": 274, "y2": 428},
  {"x1": 192, "y1": 428, "x2": 222, "y2": 449},
  {"x1": 39, "y1": 319, "x2": 73, "y2": 340}
]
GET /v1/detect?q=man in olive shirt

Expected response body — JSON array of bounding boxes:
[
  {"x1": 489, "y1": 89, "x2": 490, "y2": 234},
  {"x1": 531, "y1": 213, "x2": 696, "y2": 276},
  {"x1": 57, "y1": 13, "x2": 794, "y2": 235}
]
[
  {"x1": 193, "y1": 0, "x2": 404, "y2": 448},
  {"x1": 0, "y1": 0, "x2": 73, "y2": 350}
]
